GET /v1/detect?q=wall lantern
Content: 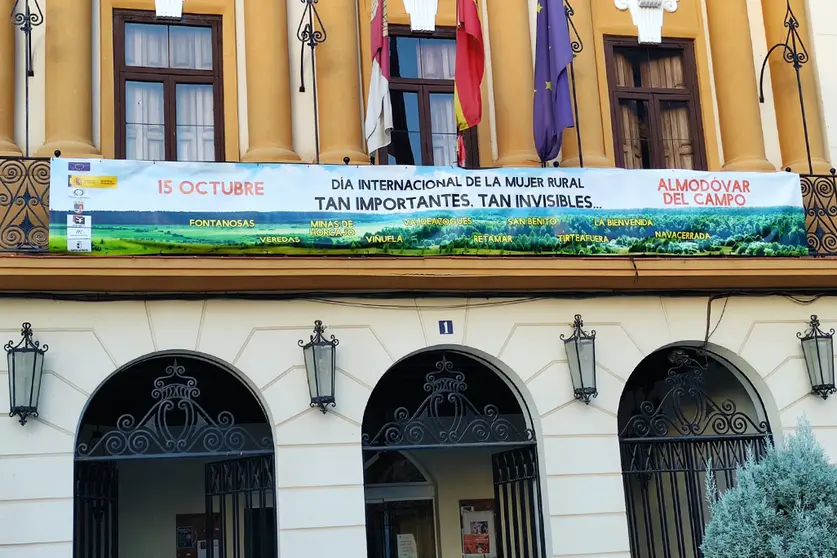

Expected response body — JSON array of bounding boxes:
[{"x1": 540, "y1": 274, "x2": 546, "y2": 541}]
[
  {"x1": 798, "y1": 315, "x2": 836, "y2": 400},
  {"x1": 298, "y1": 320, "x2": 338, "y2": 413},
  {"x1": 561, "y1": 314, "x2": 598, "y2": 404},
  {"x1": 6, "y1": 322, "x2": 48, "y2": 425}
]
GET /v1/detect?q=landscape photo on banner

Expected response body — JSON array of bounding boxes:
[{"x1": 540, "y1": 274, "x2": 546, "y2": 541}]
[{"x1": 48, "y1": 159, "x2": 807, "y2": 257}]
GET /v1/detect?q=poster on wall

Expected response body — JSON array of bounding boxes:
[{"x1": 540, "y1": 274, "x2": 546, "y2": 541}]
[
  {"x1": 176, "y1": 513, "x2": 219, "y2": 558},
  {"x1": 48, "y1": 158, "x2": 808, "y2": 257},
  {"x1": 396, "y1": 533, "x2": 418, "y2": 558},
  {"x1": 461, "y1": 500, "x2": 497, "y2": 558}
]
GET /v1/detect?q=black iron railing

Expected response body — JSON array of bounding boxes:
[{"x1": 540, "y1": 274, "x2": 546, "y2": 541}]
[
  {"x1": 0, "y1": 156, "x2": 49, "y2": 251},
  {"x1": 799, "y1": 169, "x2": 837, "y2": 255},
  {"x1": 1, "y1": 156, "x2": 836, "y2": 256}
]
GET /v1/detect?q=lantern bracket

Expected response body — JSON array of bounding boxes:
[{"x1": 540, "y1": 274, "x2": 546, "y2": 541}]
[
  {"x1": 5, "y1": 321, "x2": 48, "y2": 426},
  {"x1": 298, "y1": 320, "x2": 339, "y2": 413},
  {"x1": 797, "y1": 314, "x2": 836, "y2": 400},
  {"x1": 561, "y1": 314, "x2": 598, "y2": 404}
]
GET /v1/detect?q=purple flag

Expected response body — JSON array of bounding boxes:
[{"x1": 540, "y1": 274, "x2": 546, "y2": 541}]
[{"x1": 533, "y1": 0, "x2": 575, "y2": 163}]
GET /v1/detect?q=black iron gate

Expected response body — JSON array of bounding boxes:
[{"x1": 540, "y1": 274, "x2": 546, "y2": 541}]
[
  {"x1": 618, "y1": 349, "x2": 771, "y2": 558},
  {"x1": 74, "y1": 461, "x2": 118, "y2": 558},
  {"x1": 205, "y1": 454, "x2": 277, "y2": 558},
  {"x1": 492, "y1": 446, "x2": 547, "y2": 558}
]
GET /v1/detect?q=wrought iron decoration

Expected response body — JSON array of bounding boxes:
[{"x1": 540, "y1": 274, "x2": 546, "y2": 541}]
[
  {"x1": 563, "y1": 0, "x2": 584, "y2": 168},
  {"x1": 297, "y1": 0, "x2": 327, "y2": 164},
  {"x1": 9, "y1": 0, "x2": 43, "y2": 156},
  {"x1": 758, "y1": 0, "x2": 813, "y2": 174},
  {"x1": 76, "y1": 360, "x2": 272, "y2": 459},
  {"x1": 0, "y1": 158, "x2": 51, "y2": 251},
  {"x1": 362, "y1": 355, "x2": 535, "y2": 448},
  {"x1": 619, "y1": 349, "x2": 770, "y2": 440}
]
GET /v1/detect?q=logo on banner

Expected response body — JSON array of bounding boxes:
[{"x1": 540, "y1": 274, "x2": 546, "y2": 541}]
[
  {"x1": 68, "y1": 162, "x2": 91, "y2": 172},
  {"x1": 69, "y1": 175, "x2": 118, "y2": 189}
]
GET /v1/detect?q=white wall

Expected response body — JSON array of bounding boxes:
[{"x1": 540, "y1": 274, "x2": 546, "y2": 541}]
[
  {"x1": 413, "y1": 448, "x2": 496, "y2": 558},
  {"x1": 0, "y1": 295, "x2": 834, "y2": 558},
  {"x1": 807, "y1": 0, "x2": 837, "y2": 166},
  {"x1": 119, "y1": 459, "x2": 207, "y2": 558},
  {"x1": 746, "y1": 0, "x2": 784, "y2": 169}
]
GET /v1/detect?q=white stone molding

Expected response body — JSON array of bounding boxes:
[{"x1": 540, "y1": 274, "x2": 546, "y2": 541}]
[
  {"x1": 403, "y1": 0, "x2": 438, "y2": 32},
  {"x1": 614, "y1": 0, "x2": 679, "y2": 44},
  {"x1": 155, "y1": 0, "x2": 184, "y2": 20}
]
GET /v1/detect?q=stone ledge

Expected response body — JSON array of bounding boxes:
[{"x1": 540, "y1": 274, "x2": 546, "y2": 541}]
[{"x1": 0, "y1": 256, "x2": 834, "y2": 293}]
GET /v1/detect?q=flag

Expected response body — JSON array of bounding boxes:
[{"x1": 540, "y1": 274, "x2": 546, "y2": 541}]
[
  {"x1": 454, "y1": 0, "x2": 484, "y2": 166},
  {"x1": 365, "y1": 0, "x2": 393, "y2": 156},
  {"x1": 533, "y1": 0, "x2": 575, "y2": 164}
]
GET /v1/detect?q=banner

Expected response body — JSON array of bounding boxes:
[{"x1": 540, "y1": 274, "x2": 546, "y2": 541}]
[{"x1": 48, "y1": 159, "x2": 807, "y2": 257}]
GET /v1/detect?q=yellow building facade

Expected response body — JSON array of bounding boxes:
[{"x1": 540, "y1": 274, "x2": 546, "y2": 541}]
[
  {"x1": 4, "y1": 4, "x2": 837, "y2": 558},
  {"x1": 0, "y1": 0, "x2": 830, "y2": 172},
  {"x1": 0, "y1": 0, "x2": 832, "y2": 291}
]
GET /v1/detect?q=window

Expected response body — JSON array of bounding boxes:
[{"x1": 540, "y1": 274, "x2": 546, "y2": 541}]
[
  {"x1": 605, "y1": 38, "x2": 706, "y2": 170},
  {"x1": 113, "y1": 11, "x2": 224, "y2": 162},
  {"x1": 382, "y1": 26, "x2": 479, "y2": 168}
]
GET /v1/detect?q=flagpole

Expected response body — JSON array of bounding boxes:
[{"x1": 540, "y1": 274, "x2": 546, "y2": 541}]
[
  {"x1": 455, "y1": 0, "x2": 463, "y2": 169},
  {"x1": 565, "y1": 0, "x2": 584, "y2": 168}
]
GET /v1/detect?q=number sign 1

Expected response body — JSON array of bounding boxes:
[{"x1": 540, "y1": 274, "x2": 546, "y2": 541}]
[{"x1": 438, "y1": 320, "x2": 454, "y2": 335}]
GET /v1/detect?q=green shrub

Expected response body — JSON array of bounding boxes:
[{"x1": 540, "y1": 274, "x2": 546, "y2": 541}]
[{"x1": 702, "y1": 417, "x2": 837, "y2": 558}]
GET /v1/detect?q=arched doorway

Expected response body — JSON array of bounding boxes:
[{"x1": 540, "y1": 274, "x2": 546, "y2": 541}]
[
  {"x1": 73, "y1": 354, "x2": 277, "y2": 558},
  {"x1": 361, "y1": 350, "x2": 545, "y2": 558},
  {"x1": 617, "y1": 347, "x2": 772, "y2": 558}
]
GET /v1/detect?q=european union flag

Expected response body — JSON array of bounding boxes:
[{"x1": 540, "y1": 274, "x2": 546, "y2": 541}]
[{"x1": 533, "y1": 0, "x2": 575, "y2": 164}]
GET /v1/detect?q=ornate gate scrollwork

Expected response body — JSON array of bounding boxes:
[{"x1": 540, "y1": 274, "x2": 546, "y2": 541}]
[
  {"x1": 362, "y1": 355, "x2": 535, "y2": 449},
  {"x1": 620, "y1": 349, "x2": 770, "y2": 440},
  {"x1": 76, "y1": 360, "x2": 272, "y2": 460},
  {"x1": 618, "y1": 349, "x2": 772, "y2": 558}
]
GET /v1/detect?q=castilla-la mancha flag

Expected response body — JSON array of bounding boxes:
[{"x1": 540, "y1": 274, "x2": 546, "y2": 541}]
[
  {"x1": 365, "y1": 0, "x2": 393, "y2": 156},
  {"x1": 454, "y1": 0, "x2": 484, "y2": 167}
]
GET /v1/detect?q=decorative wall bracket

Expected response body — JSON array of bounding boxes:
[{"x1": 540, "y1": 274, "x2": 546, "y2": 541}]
[
  {"x1": 155, "y1": 0, "x2": 184, "y2": 20},
  {"x1": 402, "y1": 0, "x2": 438, "y2": 32},
  {"x1": 614, "y1": 0, "x2": 678, "y2": 44}
]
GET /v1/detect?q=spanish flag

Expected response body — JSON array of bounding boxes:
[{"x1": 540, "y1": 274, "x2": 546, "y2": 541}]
[{"x1": 454, "y1": 0, "x2": 484, "y2": 167}]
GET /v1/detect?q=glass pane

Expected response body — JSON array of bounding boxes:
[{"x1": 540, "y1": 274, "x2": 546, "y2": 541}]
[
  {"x1": 125, "y1": 81, "x2": 165, "y2": 161},
  {"x1": 390, "y1": 37, "x2": 420, "y2": 78},
  {"x1": 11, "y1": 352, "x2": 36, "y2": 407},
  {"x1": 660, "y1": 100, "x2": 694, "y2": 170},
  {"x1": 364, "y1": 452, "x2": 427, "y2": 484},
  {"x1": 125, "y1": 23, "x2": 169, "y2": 68},
  {"x1": 388, "y1": 91, "x2": 422, "y2": 165},
  {"x1": 365, "y1": 501, "x2": 436, "y2": 558},
  {"x1": 613, "y1": 46, "x2": 686, "y2": 89},
  {"x1": 418, "y1": 40, "x2": 455, "y2": 79},
  {"x1": 390, "y1": 37, "x2": 455, "y2": 79},
  {"x1": 176, "y1": 84, "x2": 216, "y2": 162},
  {"x1": 169, "y1": 26, "x2": 213, "y2": 70},
  {"x1": 429, "y1": 93, "x2": 456, "y2": 166},
  {"x1": 618, "y1": 99, "x2": 652, "y2": 169}
]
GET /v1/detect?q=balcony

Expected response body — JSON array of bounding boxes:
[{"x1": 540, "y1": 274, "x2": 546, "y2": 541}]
[{"x1": 2, "y1": 155, "x2": 837, "y2": 293}]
